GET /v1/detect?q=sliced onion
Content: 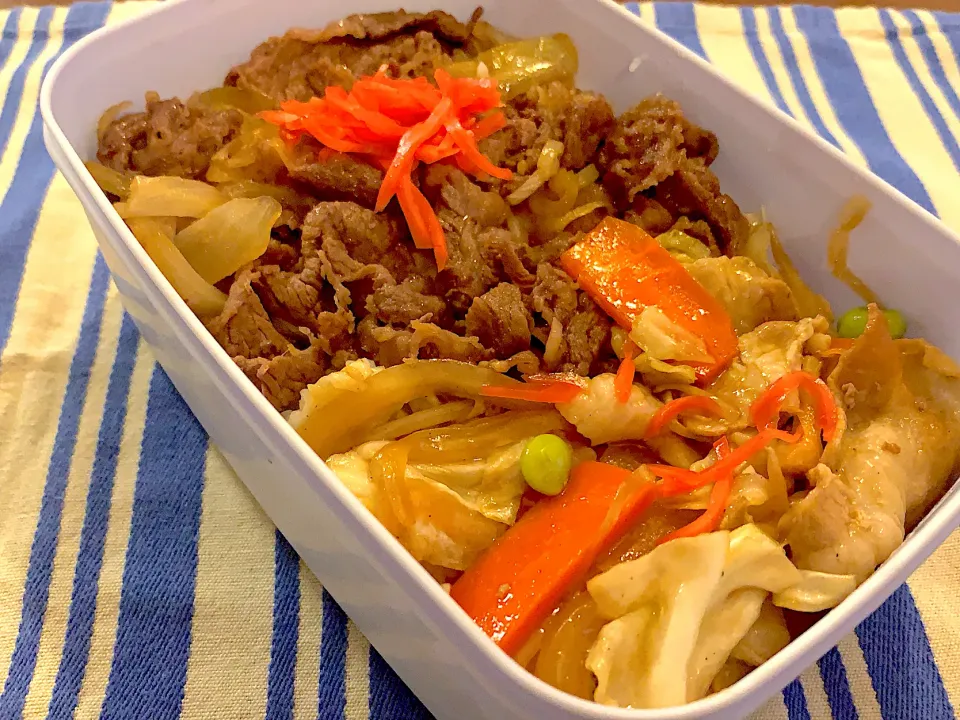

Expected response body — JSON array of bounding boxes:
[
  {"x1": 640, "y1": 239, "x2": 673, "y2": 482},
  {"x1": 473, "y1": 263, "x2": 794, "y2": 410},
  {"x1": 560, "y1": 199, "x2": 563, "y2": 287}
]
[
  {"x1": 119, "y1": 176, "x2": 227, "y2": 219},
  {"x1": 174, "y1": 197, "x2": 281, "y2": 283},
  {"x1": 126, "y1": 217, "x2": 226, "y2": 318}
]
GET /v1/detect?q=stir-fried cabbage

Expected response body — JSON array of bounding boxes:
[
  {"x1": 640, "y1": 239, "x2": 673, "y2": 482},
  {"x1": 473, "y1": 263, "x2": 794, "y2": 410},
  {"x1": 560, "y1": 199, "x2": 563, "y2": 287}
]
[
  {"x1": 731, "y1": 598, "x2": 791, "y2": 666},
  {"x1": 557, "y1": 373, "x2": 660, "y2": 445},
  {"x1": 447, "y1": 34, "x2": 578, "y2": 99},
  {"x1": 288, "y1": 359, "x2": 544, "y2": 459},
  {"x1": 326, "y1": 440, "x2": 510, "y2": 569},
  {"x1": 772, "y1": 569, "x2": 857, "y2": 612},
  {"x1": 174, "y1": 197, "x2": 281, "y2": 283},
  {"x1": 585, "y1": 525, "x2": 802, "y2": 709},
  {"x1": 119, "y1": 176, "x2": 228, "y2": 218},
  {"x1": 629, "y1": 306, "x2": 713, "y2": 364},
  {"x1": 126, "y1": 216, "x2": 226, "y2": 317}
]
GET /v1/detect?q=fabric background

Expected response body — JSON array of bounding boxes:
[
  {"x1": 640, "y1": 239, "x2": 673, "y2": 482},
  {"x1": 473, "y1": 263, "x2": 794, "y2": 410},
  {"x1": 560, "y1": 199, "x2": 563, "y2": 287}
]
[{"x1": 0, "y1": 1, "x2": 959, "y2": 718}]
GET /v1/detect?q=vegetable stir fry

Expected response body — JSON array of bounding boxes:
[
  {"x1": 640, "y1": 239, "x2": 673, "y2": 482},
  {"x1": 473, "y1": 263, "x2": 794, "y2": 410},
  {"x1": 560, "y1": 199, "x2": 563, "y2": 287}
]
[{"x1": 87, "y1": 7, "x2": 960, "y2": 710}]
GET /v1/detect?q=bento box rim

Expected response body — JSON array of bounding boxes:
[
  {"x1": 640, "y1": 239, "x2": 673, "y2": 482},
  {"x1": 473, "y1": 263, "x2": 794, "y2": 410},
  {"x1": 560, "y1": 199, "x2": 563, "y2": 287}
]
[{"x1": 39, "y1": 0, "x2": 960, "y2": 717}]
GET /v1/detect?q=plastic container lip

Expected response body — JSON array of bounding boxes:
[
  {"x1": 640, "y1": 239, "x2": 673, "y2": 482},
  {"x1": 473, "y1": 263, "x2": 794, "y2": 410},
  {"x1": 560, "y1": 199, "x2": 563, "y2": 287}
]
[{"x1": 39, "y1": 0, "x2": 960, "y2": 717}]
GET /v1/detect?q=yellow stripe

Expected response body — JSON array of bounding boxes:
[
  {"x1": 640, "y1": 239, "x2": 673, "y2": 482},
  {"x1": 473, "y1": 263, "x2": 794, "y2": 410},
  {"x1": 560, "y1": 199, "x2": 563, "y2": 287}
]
[
  {"x1": 694, "y1": 5, "x2": 773, "y2": 105},
  {"x1": 633, "y1": 2, "x2": 654, "y2": 25},
  {"x1": 0, "y1": 7, "x2": 67, "y2": 202},
  {"x1": 835, "y1": 634, "x2": 883, "y2": 718},
  {"x1": 73, "y1": 342, "x2": 152, "y2": 719},
  {"x1": 345, "y1": 621, "x2": 370, "y2": 720},
  {"x1": 20, "y1": 284, "x2": 123, "y2": 717},
  {"x1": 907, "y1": 537, "x2": 960, "y2": 712},
  {"x1": 798, "y1": 663, "x2": 832, "y2": 719},
  {"x1": 834, "y1": 9, "x2": 960, "y2": 227},
  {"x1": 0, "y1": 175, "x2": 98, "y2": 696},
  {"x1": 180, "y1": 448, "x2": 274, "y2": 720},
  {"x1": 293, "y1": 568, "x2": 322, "y2": 720},
  {"x1": 751, "y1": 694, "x2": 790, "y2": 720}
]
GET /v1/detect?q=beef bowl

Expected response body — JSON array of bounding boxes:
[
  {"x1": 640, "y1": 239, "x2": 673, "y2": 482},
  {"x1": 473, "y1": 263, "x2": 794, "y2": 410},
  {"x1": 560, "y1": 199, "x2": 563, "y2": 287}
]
[{"x1": 41, "y1": 0, "x2": 960, "y2": 718}]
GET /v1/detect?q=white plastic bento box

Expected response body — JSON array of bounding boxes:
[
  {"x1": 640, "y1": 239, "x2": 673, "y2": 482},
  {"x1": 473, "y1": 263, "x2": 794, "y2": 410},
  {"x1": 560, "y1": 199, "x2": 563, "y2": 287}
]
[{"x1": 40, "y1": 0, "x2": 960, "y2": 717}]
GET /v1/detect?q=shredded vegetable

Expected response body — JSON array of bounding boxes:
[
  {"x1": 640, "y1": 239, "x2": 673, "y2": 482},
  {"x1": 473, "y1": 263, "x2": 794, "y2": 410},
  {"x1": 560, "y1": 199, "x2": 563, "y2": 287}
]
[
  {"x1": 614, "y1": 344, "x2": 636, "y2": 404},
  {"x1": 507, "y1": 140, "x2": 564, "y2": 205},
  {"x1": 750, "y1": 371, "x2": 839, "y2": 443},
  {"x1": 645, "y1": 396, "x2": 724, "y2": 438}
]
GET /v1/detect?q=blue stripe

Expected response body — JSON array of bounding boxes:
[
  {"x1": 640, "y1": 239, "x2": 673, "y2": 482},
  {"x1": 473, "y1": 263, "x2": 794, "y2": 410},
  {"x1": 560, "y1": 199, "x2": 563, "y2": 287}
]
[
  {"x1": 46, "y1": 312, "x2": 140, "y2": 720},
  {"x1": 792, "y1": 5, "x2": 937, "y2": 214},
  {"x1": 0, "y1": 1, "x2": 110, "y2": 360},
  {"x1": 817, "y1": 647, "x2": 858, "y2": 720},
  {"x1": 0, "y1": 7, "x2": 52, "y2": 161},
  {"x1": 739, "y1": 7, "x2": 793, "y2": 116},
  {"x1": 318, "y1": 590, "x2": 346, "y2": 720},
  {"x1": 767, "y1": 7, "x2": 841, "y2": 149},
  {"x1": 878, "y1": 9, "x2": 960, "y2": 175},
  {"x1": 856, "y1": 584, "x2": 955, "y2": 719},
  {"x1": 266, "y1": 531, "x2": 301, "y2": 720},
  {"x1": 903, "y1": 10, "x2": 960, "y2": 125},
  {"x1": 98, "y1": 366, "x2": 208, "y2": 720},
  {"x1": 0, "y1": 256, "x2": 110, "y2": 719},
  {"x1": 783, "y1": 679, "x2": 811, "y2": 720},
  {"x1": 653, "y1": 1, "x2": 708, "y2": 60},
  {"x1": 369, "y1": 649, "x2": 431, "y2": 720},
  {"x1": 0, "y1": 10, "x2": 23, "y2": 75}
]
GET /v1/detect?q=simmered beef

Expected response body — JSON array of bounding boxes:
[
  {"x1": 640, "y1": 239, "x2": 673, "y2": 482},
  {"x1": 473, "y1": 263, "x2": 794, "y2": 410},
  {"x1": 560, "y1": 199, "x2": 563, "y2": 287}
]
[
  {"x1": 598, "y1": 95, "x2": 748, "y2": 253},
  {"x1": 98, "y1": 95, "x2": 242, "y2": 179},
  {"x1": 95, "y1": 9, "x2": 749, "y2": 411},
  {"x1": 465, "y1": 283, "x2": 533, "y2": 357},
  {"x1": 224, "y1": 10, "x2": 494, "y2": 102}
]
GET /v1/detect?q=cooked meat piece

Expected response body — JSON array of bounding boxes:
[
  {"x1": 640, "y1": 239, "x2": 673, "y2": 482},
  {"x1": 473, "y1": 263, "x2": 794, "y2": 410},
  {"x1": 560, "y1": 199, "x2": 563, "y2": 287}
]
[
  {"x1": 529, "y1": 264, "x2": 579, "y2": 325},
  {"x1": 260, "y1": 236, "x2": 301, "y2": 271},
  {"x1": 781, "y1": 308, "x2": 960, "y2": 581},
  {"x1": 598, "y1": 95, "x2": 718, "y2": 205},
  {"x1": 302, "y1": 201, "x2": 421, "y2": 282},
  {"x1": 97, "y1": 95, "x2": 242, "y2": 179},
  {"x1": 369, "y1": 276, "x2": 446, "y2": 325},
  {"x1": 205, "y1": 269, "x2": 288, "y2": 359},
  {"x1": 225, "y1": 10, "x2": 485, "y2": 102},
  {"x1": 423, "y1": 165, "x2": 508, "y2": 227},
  {"x1": 623, "y1": 195, "x2": 675, "y2": 236},
  {"x1": 359, "y1": 317, "x2": 490, "y2": 367},
  {"x1": 653, "y1": 159, "x2": 749, "y2": 254},
  {"x1": 465, "y1": 283, "x2": 533, "y2": 357},
  {"x1": 288, "y1": 10, "x2": 475, "y2": 44},
  {"x1": 562, "y1": 297, "x2": 612, "y2": 375},
  {"x1": 253, "y1": 265, "x2": 351, "y2": 345},
  {"x1": 286, "y1": 144, "x2": 383, "y2": 208},
  {"x1": 235, "y1": 341, "x2": 328, "y2": 411},
  {"x1": 482, "y1": 82, "x2": 614, "y2": 189},
  {"x1": 435, "y1": 213, "x2": 501, "y2": 311}
]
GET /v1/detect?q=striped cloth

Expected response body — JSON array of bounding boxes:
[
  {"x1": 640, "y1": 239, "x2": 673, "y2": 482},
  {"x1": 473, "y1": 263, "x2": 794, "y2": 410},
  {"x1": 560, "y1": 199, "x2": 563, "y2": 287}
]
[{"x1": 1, "y1": 1, "x2": 960, "y2": 718}]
